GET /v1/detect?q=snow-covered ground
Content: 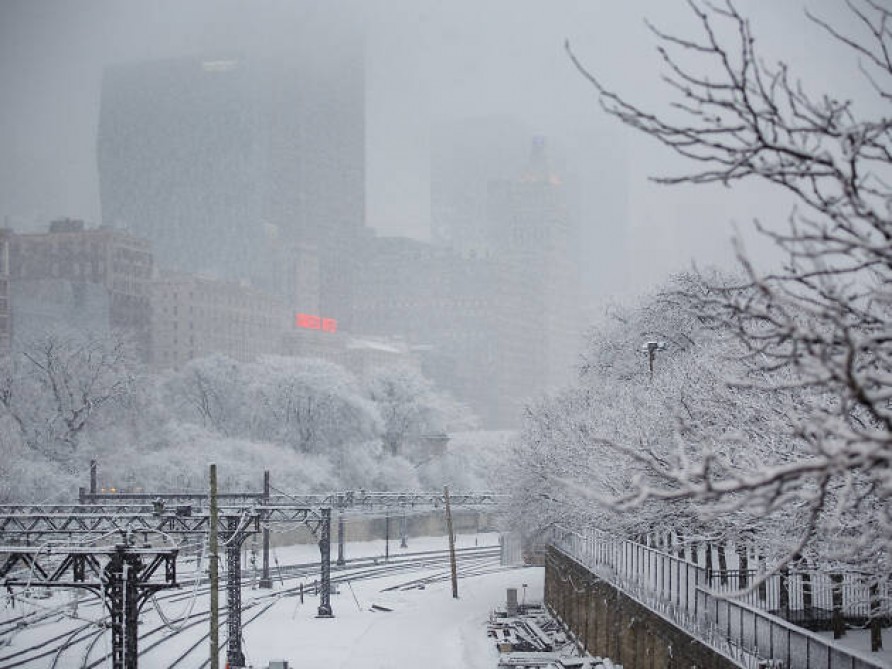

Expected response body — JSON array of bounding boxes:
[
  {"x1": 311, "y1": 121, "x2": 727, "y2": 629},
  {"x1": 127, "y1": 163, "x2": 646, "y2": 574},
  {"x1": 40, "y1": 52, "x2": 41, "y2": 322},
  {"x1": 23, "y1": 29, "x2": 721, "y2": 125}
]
[
  {"x1": 5, "y1": 530, "x2": 889, "y2": 668},
  {"x1": 1, "y1": 532, "x2": 543, "y2": 668},
  {"x1": 238, "y1": 564, "x2": 543, "y2": 669},
  {"x1": 236, "y1": 532, "x2": 543, "y2": 669}
]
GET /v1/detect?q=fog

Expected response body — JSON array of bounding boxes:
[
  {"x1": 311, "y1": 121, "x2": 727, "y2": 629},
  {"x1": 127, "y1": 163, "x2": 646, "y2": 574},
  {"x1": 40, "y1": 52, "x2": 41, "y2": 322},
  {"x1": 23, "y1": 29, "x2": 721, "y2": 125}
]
[{"x1": 1, "y1": 0, "x2": 869, "y2": 300}]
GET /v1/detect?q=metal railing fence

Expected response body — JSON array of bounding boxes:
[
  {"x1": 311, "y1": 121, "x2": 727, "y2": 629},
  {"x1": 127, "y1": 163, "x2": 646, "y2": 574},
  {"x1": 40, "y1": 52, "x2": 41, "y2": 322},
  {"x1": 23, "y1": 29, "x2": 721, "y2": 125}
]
[
  {"x1": 552, "y1": 528, "x2": 887, "y2": 669},
  {"x1": 706, "y1": 568, "x2": 888, "y2": 621}
]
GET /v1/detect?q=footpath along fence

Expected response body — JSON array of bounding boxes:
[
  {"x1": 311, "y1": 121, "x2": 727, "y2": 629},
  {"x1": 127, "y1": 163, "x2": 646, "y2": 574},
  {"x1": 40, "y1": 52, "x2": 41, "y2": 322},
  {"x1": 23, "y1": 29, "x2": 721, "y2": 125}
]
[{"x1": 552, "y1": 528, "x2": 887, "y2": 669}]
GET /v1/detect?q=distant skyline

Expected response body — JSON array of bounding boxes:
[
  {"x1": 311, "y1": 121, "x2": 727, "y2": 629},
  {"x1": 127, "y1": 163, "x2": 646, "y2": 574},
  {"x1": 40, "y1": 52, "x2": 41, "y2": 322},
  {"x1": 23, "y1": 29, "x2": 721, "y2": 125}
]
[{"x1": 0, "y1": 0, "x2": 875, "y2": 302}]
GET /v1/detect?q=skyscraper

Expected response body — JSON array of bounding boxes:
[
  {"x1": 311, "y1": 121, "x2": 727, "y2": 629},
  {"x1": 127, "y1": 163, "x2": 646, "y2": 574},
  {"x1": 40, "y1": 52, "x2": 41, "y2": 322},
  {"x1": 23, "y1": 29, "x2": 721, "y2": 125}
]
[
  {"x1": 485, "y1": 137, "x2": 582, "y2": 391},
  {"x1": 97, "y1": 29, "x2": 364, "y2": 327},
  {"x1": 430, "y1": 115, "x2": 531, "y2": 254}
]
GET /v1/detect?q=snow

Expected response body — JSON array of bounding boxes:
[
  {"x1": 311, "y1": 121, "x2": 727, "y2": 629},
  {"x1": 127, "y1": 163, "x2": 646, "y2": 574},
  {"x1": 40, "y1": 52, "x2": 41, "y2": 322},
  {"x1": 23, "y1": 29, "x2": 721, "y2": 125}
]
[
  {"x1": 238, "y1": 566, "x2": 543, "y2": 669},
  {"x1": 1, "y1": 532, "x2": 545, "y2": 669}
]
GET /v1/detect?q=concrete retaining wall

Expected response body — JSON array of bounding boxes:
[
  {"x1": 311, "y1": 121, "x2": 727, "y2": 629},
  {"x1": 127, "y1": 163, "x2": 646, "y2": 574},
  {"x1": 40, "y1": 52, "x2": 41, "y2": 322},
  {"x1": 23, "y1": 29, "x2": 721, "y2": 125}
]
[{"x1": 546, "y1": 546, "x2": 741, "y2": 669}]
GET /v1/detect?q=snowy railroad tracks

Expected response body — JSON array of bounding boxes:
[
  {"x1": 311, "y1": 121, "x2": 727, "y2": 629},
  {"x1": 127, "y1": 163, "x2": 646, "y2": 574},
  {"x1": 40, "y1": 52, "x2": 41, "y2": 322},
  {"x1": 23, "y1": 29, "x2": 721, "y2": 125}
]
[
  {"x1": 0, "y1": 543, "x2": 503, "y2": 667},
  {"x1": 142, "y1": 545, "x2": 506, "y2": 668},
  {"x1": 488, "y1": 601, "x2": 620, "y2": 669}
]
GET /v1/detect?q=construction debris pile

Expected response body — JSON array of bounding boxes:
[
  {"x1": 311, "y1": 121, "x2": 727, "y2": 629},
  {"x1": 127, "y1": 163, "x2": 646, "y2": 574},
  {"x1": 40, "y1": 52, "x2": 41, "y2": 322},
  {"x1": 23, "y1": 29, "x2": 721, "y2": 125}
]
[{"x1": 488, "y1": 588, "x2": 620, "y2": 669}]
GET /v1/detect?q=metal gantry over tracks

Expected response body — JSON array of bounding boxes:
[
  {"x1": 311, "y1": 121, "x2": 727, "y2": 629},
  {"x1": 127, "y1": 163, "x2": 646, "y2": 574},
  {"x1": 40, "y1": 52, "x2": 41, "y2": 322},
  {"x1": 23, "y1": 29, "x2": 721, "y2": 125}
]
[
  {"x1": 0, "y1": 502, "x2": 327, "y2": 668},
  {"x1": 0, "y1": 543, "x2": 178, "y2": 668},
  {"x1": 0, "y1": 464, "x2": 504, "y2": 669}
]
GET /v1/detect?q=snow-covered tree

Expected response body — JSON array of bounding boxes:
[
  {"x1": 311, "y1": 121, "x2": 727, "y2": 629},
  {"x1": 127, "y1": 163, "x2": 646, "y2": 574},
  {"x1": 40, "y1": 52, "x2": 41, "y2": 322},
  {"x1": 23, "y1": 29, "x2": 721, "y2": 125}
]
[
  {"x1": 511, "y1": 272, "x2": 864, "y2": 572},
  {"x1": 508, "y1": 277, "x2": 722, "y2": 544},
  {"x1": 566, "y1": 0, "x2": 892, "y2": 571},
  {"x1": 365, "y1": 365, "x2": 474, "y2": 458},
  {"x1": 0, "y1": 333, "x2": 135, "y2": 462},
  {"x1": 245, "y1": 356, "x2": 380, "y2": 457},
  {"x1": 160, "y1": 354, "x2": 246, "y2": 437}
]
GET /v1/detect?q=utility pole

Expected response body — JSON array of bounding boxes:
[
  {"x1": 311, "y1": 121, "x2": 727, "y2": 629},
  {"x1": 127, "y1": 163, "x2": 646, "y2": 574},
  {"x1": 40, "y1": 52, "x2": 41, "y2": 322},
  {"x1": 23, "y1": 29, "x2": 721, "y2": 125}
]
[
  {"x1": 384, "y1": 513, "x2": 390, "y2": 562},
  {"x1": 209, "y1": 464, "x2": 219, "y2": 669},
  {"x1": 337, "y1": 512, "x2": 346, "y2": 566},
  {"x1": 444, "y1": 485, "x2": 458, "y2": 599}
]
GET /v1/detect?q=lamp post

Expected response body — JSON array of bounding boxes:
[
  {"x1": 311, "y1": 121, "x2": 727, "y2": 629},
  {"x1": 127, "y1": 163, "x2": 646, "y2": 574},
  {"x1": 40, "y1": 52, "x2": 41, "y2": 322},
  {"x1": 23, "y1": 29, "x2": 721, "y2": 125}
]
[{"x1": 641, "y1": 341, "x2": 667, "y2": 381}]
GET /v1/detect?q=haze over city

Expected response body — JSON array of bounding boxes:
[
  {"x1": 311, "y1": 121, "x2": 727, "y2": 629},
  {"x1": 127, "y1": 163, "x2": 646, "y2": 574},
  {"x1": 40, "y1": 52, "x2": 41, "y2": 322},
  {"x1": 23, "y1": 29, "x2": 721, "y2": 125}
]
[
  {"x1": 2, "y1": 1, "x2": 892, "y2": 667},
  {"x1": 1, "y1": 0, "x2": 867, "y2": 300}
]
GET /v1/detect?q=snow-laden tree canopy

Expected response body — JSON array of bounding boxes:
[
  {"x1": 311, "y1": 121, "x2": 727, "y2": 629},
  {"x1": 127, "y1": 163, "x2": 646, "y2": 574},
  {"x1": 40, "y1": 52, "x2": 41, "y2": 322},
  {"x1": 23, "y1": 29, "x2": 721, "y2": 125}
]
[
  {"x1": 365, "y1": 365, "x2": 475, "y2": 457},
  {"x1": 532, "y1": 0, "x2": 892, "y2": 579},
  {"x1": 0, "y1": 339, "x2": 485, "y2": 501},
  {"x1": 511, "y1": 271, "x2": 889, "y2": 577}
]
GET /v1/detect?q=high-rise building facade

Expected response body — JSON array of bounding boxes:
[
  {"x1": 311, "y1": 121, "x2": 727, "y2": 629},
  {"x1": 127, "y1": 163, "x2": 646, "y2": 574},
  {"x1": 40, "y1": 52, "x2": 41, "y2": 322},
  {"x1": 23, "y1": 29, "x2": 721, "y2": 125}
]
[
  {"x1": 98, "y1": 29, "x2": 364, "y2": 327},
  {"x1": 150, "y1": 271, "x2": 288, "y2": 368},
  {"x1": 430, "y1": 115, "x2": 531, "y2": 255},
  {"x1": 485, "y1": 137, "x2": 582, "y2": 391},
  {"x1": 352, "y1": 135, "x2": 584, "y2": 427},
  {"x1": 352, "y1": 235, "x2": 531, "y2": 427}
]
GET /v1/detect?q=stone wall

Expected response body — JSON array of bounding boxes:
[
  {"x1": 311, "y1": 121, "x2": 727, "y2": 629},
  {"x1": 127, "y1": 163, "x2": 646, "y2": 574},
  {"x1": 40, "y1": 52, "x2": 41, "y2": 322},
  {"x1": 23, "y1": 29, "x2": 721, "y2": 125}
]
[{"x1": 546, "y1": 547, "x2": 741, "y2": 669}]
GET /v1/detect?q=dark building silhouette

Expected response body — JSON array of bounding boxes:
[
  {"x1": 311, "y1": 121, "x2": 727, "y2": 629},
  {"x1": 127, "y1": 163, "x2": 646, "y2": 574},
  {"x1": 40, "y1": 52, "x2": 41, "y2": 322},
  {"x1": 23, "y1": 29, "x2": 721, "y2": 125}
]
[{"x1": 98, "y1": 34, "x2": 364, "y2": 327}]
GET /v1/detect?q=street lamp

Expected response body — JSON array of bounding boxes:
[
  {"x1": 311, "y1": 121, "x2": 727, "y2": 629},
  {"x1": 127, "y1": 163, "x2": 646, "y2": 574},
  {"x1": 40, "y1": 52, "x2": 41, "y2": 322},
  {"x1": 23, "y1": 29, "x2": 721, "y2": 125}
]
[{"x1": 641, "y1": 341, "x2": 667, "y2": 381}]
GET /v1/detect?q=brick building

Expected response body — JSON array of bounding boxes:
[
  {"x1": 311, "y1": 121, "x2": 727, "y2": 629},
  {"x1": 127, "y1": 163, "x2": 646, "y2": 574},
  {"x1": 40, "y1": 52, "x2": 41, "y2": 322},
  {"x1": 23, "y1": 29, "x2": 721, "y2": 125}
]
[{"x1": 8, "y1": 219, "x2": 153, "y2": 356}]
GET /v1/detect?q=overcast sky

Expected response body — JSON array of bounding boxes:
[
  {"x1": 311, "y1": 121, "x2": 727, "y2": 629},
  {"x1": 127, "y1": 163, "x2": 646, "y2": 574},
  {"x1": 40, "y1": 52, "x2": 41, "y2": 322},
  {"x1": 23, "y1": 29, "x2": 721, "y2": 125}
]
[{"x1": 0, "y1": 0, "x2": 874, "y2": 300}]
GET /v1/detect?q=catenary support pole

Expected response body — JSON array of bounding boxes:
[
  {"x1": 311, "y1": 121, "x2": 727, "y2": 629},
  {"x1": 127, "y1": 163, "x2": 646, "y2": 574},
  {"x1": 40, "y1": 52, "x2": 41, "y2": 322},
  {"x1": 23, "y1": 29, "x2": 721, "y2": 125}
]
[
  {"x1": 105, "y1": 547, "x2": 126, "y2": 669},
  {"x1": 444, "y1": 485, "x2": 458, "y2": 599},
  {"x1": 209, "y1": 464, "x2": 219, "y2": 669},
  {"x1": 226, "y1": 517, "x2": 246, "y2": 668},
  {"x1": 123, "y1": 553, "x2": 140, "y2": 669},
  {"x1": 317, "y1": 507, "x2": 333, "y2": 617},
  {"x1": 259, "y1": 470, "x2": 272, "y2": 588}
]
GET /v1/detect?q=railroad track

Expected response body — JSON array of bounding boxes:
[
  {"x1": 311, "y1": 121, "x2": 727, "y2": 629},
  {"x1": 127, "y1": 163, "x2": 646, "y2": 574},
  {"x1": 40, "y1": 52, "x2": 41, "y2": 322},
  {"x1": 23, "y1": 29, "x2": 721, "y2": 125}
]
[
  {"x1": 139, "y1": 548, "x2": 504, "y2": 669},
  {"x1": 0, "y1": 544, "x2": 505, "y2": 668}
]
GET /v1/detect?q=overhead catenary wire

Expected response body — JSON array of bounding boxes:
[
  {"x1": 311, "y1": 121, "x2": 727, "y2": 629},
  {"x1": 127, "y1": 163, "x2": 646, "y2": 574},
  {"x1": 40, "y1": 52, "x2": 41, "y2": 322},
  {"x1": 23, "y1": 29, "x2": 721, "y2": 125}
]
[
  {"x1": 1, "y1": 542, "x2": 504, "y2": 667},
  {"x1": 151, "y1": 537, "x2": 207, "y2": 631}
]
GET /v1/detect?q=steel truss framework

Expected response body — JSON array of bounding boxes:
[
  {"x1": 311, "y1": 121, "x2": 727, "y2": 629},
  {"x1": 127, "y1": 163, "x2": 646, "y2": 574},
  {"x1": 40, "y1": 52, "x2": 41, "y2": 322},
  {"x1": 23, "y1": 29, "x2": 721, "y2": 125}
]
[
  {"x1": 0, "y1": 505, "x2": 327, "y2": 669},
  {"x1": 0, "y1": 544, "x2": 178, "y2": 669},
  {"x1": 77, "y1": 490, "x2": 504, "y2": 511},
  {"x1": 0, "y1": 491, "x2": 502, "y2": 668}
]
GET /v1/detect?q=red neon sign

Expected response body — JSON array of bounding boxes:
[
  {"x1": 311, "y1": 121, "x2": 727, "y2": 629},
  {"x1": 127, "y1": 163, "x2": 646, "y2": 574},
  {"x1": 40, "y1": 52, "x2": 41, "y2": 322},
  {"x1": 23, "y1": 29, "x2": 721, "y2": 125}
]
[{"x1": 296, "y1": 313, "x2": 337, "y2": 333}]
